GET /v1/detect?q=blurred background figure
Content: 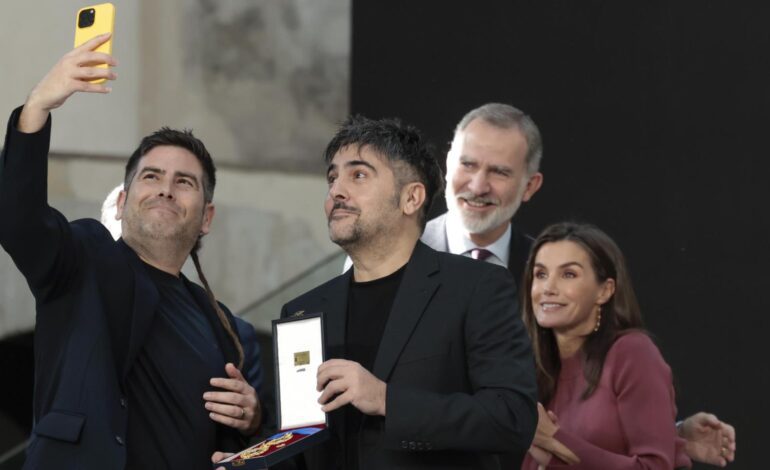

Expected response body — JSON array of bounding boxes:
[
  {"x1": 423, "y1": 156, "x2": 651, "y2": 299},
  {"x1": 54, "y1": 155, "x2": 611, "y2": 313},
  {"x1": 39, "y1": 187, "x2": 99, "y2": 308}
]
[{"x1": 100, "y1": 183, "x2": 124, "y2": 240}]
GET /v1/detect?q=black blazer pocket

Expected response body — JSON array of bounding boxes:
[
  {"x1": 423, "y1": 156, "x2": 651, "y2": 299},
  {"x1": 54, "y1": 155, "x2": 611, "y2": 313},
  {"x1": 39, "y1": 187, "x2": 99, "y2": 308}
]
[
  {"x1": 34, "y1": 410, "x2": 86, "y2": 443},
  {"x1": 396, "y1": 343, "x2": 451, "y2": 366}
]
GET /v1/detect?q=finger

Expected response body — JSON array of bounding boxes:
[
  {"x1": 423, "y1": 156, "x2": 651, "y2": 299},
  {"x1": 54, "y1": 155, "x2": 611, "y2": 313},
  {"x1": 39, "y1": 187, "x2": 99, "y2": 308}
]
[
  {"x1": 722, "y1": 422, "x2": 736, "y2": 442},
  {"x1": 722, "y1": 435, "x2": 736, "y2": 453},
  {"x1": 211, "y1": 451, "x2": 234, "y2": 463},
  {"x1": 318, "y1": 378, "x2": 347, "y2": 405},
  {"x1": 72, "y1": 32, "x2": 112, "y2": 53},
  {"x1": 210, "y1": 377, "x2": 247, "y2": 393},
  {"x1": 316, "y1": 370, "x2": 332, "y2": 392},
  {"x1": 204, "y1": 391, "x2": 246, "y2": 406},
  {"x1": 75, "y1": 51, "x2": 119, "y2": 68},
  {"x1": 73, "y1": 67, "x2": 117, "y2": 83},
  {"x1": 316, "y1": 359, "x2": 353, "y2": 376},
  {"x1": 723, "y1": 440, "x2": 736, "y2": 459},
  {"x1": 206, "y1": 401, "x2": 247, "y2": 419},
  {"x1": 316, "y1": 364, "x2": 349, "y2": 391},
  {"x1": 321, "y1": 390, "x2": 352, "y2": 413},
  {"x1": 209, "y1": 410, "x2": 248, "y2": 430},
  {"x1": 225, "y1": 362, "x2": 246, "y2": 381},
  {"x1": 317, "y1": 362, "x2": 352, "y2": 377},
  {"x1": 696, "y1": 412, "x2": 721, "y2": 428},
  {"x1": 547, "y1": 410, "x2": 559, "y2": 424},
  {"x1": 74, "y1": 81, "x2": 112, "y2": 95},
  {"x1": 319, "y1": 358, "x2": 352, "y2": 369}
]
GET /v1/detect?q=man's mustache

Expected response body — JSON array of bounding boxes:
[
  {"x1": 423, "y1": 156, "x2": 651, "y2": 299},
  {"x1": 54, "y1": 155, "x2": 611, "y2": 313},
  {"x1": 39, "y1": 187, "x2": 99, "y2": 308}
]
[
  {"x1": 329, "y1": 201, "x2": 360, "y2": 215},
  {"x1": 454, "y1": 192, "x2": 499, "y2": 206},
  {"x1": 143, "y1": 198, "x2": 182, "y2": 215}
]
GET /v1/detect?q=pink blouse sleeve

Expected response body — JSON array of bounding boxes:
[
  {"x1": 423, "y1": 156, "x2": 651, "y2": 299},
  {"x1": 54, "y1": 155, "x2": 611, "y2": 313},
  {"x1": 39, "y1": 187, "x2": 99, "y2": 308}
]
[{"x1": 547, "y1": 333, "x2": 686, "y2": 469}]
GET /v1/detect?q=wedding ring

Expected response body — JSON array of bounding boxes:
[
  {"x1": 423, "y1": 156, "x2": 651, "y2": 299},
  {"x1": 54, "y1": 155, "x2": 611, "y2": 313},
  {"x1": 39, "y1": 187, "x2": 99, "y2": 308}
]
[{"x1": 240, "y1": 407, "x2": 246, "y2": 419}]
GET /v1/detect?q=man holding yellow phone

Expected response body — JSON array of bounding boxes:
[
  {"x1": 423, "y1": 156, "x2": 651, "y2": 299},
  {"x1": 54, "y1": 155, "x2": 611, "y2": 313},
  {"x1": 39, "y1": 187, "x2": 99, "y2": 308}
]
[{"x1": 1, "y1": 34, "x2": 264, "y2": 469}]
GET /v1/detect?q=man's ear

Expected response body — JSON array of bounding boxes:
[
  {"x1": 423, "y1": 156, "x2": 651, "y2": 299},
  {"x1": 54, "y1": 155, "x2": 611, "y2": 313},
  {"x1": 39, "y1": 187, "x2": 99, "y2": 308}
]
[
  {"x1": 521, "y1": 172, "x2": 544, "y2": 202},
  {"x1": 115, "y1": 190, "x2": 127, "y2": 220},
  {"x1": 401, "y1": 182, "x2": 426, "y2": 217},
  {"x1": 200, "y1": 203, "x2": 216, "y2": 236}
]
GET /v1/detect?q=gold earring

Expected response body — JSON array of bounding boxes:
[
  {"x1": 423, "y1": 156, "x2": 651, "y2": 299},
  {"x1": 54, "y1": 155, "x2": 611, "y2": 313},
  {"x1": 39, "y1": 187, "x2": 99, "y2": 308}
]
[{"x1": 593, "y1": 306, "x2": 602, "y2": 333}]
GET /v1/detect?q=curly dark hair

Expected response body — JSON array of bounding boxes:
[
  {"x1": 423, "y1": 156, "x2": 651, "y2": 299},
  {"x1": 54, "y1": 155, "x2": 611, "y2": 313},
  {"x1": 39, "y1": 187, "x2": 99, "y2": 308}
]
[{"x1": 323, "y1": 115, "x2": 444, "y2": 228}]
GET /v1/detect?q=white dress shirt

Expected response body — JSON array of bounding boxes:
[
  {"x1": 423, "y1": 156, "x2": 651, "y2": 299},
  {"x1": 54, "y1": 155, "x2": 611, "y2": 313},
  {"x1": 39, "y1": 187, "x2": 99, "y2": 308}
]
[{"x1": 445, "y1": 213, "x2": 511, "y2": 268}]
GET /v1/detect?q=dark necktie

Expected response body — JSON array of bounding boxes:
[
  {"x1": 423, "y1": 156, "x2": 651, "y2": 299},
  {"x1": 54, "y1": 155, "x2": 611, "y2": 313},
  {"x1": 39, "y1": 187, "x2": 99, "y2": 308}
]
[{"x1": 470, "y1": 248, "x2": 493, "y2": 261}]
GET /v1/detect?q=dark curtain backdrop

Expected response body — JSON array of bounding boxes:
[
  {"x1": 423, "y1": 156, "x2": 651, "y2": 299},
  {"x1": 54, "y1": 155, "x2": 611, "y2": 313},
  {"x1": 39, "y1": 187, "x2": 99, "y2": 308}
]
[{"x1": 352, "y1": 2, "x2": 769, "y2": 468}]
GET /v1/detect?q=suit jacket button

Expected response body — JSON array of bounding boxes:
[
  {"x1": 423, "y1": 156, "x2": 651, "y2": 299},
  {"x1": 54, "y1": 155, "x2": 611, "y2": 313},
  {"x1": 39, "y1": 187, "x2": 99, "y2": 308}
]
[
  {"x1": 115, "y1": 435, "x2": 125, "y2": 446},
  {"x1": 120, "y1": 397, "x2": 127, "y2": 408},
  {"x1": 401, "y1": 440, "x2": 408, "y2": 449}
]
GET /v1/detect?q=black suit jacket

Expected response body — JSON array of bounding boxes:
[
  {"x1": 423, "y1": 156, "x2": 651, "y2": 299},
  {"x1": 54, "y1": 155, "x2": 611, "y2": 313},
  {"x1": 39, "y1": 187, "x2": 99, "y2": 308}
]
[
  {"x1": 420, "y1": 212, "x2": 534, "y2": 290},
  {"x1": 0, "y1": 108, "x2": 261, "y2": 469},
  {"x1": 280, "y1": 242, "x2": 537, "y2": 470}
]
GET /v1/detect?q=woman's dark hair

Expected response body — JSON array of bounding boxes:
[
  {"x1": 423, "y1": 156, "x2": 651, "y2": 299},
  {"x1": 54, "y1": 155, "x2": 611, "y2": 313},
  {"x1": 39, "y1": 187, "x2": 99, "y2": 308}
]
[{"x1": 521, "y1": 222, "x2": 645, "y2": 404}]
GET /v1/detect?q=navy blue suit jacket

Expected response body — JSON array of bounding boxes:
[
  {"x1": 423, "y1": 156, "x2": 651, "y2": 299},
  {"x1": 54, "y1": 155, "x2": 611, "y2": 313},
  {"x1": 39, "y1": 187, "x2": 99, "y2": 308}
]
[{"x1": 0, "y1": 108, "x2": 262, "y2": 469}]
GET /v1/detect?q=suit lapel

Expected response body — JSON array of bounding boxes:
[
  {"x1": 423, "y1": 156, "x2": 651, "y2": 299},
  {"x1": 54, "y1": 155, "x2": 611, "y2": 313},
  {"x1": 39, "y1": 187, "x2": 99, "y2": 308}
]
[
  {"x1": 372, "y1": 242, "x2": 440, "y2": 381},
  {"x1": 119, "y1": 241, "x2": 159, "y2": 382}
]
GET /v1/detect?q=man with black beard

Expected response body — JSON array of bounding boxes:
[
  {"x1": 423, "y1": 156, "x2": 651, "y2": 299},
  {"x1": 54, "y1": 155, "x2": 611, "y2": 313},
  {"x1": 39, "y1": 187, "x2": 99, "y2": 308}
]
[
  {"x1": 0, "y1": 34, "x2": 263, "y2": 469},
  {"x1": 280, "y1": 115, "x2": 537, "y2": 470}
]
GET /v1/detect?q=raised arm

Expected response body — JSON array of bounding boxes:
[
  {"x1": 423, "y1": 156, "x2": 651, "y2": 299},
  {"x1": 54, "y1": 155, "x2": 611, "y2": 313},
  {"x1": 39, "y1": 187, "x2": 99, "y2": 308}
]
[
  {"x1": 18, "y1": 33, "x2": 116, "y2": 133},
  {"x1": 0, "y1": 34, "x2": 117, "y2": 300}
]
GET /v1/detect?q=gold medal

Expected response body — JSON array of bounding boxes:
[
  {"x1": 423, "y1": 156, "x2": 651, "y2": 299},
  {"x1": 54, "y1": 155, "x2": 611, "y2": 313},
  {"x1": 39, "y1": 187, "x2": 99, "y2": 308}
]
[{"x1": 237, "y1": 432, "x2": 295, "y2": 460}]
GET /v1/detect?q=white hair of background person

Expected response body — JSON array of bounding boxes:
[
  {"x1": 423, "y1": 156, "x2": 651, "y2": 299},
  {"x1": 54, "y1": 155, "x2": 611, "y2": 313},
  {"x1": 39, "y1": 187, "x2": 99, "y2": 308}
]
[{"x1": 100, "y1": 184, "x2": 124, "y2": 240}]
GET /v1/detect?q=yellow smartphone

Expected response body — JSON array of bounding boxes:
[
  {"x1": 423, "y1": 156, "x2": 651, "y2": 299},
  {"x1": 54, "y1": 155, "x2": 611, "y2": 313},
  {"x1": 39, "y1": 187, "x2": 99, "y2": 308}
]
[{"x1": 73, "y1": 3, "x2": 115, "y2": 84}]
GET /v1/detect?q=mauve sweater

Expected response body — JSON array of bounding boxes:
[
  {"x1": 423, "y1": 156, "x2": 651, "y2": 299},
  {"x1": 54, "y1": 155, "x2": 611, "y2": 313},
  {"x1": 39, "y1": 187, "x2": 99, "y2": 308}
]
[{"x1": 522, "y1": 332, "x2": 691, "y2": 469}]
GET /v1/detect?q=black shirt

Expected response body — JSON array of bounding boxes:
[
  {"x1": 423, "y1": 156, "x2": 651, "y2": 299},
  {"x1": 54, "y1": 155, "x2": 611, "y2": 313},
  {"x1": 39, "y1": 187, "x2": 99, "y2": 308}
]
[
  {"x1": 124, "y1": 263, "x2": 227, "y2": 469},
  {"x1": 343, "y1": 264, "x2": 406, "y2": 470}
]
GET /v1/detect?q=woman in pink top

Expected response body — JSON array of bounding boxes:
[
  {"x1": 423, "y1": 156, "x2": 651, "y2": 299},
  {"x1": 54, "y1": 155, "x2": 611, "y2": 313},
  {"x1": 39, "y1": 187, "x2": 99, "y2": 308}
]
[{"x1": 520, "y1": 223, "x2": 691, "y2": 469}]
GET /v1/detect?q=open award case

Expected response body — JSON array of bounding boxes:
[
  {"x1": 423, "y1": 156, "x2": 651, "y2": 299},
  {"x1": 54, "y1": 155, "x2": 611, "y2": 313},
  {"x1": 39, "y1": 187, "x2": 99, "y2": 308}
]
[{"x1": 218, "y1": 313, "x2": 329, "y2": 469}]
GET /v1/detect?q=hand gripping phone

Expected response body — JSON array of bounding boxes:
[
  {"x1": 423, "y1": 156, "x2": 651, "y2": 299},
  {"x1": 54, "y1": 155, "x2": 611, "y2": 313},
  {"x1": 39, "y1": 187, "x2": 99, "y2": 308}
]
[{"x1": 73, "y1": 3, "x2": 115, "y2": 84}]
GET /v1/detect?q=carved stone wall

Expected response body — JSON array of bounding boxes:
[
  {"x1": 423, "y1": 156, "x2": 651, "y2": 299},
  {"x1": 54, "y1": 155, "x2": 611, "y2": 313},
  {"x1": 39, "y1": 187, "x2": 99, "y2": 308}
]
[
  {"x1": 0, "y1": 0, "x2": 350, "y2": 338},
  {"x1": 140, "y1": 0, "x2": 349, "y2": 171}
]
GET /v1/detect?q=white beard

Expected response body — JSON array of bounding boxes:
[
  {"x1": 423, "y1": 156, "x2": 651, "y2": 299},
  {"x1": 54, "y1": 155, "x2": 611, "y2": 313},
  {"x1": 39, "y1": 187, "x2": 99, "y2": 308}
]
[{"x1": 445, "y1": 186, "x2": 525, "y2": 235}]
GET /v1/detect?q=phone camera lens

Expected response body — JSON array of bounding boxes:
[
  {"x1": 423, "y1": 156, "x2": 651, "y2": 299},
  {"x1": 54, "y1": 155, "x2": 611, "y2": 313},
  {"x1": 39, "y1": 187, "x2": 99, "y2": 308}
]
[{"x1": 78, "y1": 8, "x2": 96, "y2": 28}]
